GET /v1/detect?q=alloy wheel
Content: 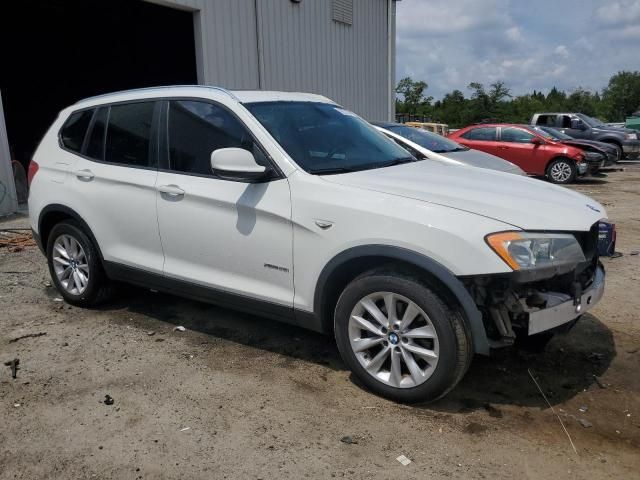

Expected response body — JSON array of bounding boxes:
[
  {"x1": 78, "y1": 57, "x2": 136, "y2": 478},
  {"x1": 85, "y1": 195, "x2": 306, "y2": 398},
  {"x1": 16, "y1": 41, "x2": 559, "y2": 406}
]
[
  {"x1": 550, "y1": 161, "x2": 573, "y2": 182},
  {"x1": 348, "y1": 292, "x2": 440, "y2": 388},
  {"x1": 52, "y1": 234, "x2": 90, "y2": 295}
]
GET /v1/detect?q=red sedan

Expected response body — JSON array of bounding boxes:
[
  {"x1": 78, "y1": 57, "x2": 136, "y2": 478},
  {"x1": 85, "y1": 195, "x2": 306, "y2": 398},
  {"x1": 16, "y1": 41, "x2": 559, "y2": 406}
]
[{"x1": 448, "y1": 124, "x2": 594, "y2": 184}]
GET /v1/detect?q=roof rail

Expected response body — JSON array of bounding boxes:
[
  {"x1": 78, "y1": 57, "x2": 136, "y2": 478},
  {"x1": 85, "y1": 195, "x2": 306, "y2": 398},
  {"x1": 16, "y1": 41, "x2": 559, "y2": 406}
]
[{"x1": 75, "y1": 85, "x2": 239, "y2": 104}]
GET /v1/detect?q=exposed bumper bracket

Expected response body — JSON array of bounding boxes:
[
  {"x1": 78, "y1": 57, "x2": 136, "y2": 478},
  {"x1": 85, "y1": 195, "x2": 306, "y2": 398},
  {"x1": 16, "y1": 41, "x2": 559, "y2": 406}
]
[{"x1": 527, "y1": 266, "x2": 605, "y2": 335}]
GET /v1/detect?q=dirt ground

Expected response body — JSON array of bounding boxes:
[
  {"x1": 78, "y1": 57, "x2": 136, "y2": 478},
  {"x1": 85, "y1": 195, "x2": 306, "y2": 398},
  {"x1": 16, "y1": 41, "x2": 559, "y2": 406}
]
[{"x1": 1, "y1": 164, "x2": 639, "y2": 480}]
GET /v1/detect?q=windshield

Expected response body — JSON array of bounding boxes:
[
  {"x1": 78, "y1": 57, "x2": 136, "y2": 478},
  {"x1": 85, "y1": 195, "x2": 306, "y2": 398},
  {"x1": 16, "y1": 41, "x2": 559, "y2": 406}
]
[
  {"x1": 533, "y1": 126, "x2": 572, "y2": 140},
  {"x1": 387, "y1": 125, "x2": 467, "y2": 153},
  {"x1": 245, "y1": 101, "x2": 414, "y2": 174},
  {"x1": 582, "y1": 115, "x2": 605, "y2": 128}
]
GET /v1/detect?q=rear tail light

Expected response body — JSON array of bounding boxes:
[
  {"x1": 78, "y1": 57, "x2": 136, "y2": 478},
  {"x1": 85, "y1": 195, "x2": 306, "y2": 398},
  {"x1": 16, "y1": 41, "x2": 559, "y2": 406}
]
[{"x1": 27, "y1": 160, "x2": 39, "y2": 187}]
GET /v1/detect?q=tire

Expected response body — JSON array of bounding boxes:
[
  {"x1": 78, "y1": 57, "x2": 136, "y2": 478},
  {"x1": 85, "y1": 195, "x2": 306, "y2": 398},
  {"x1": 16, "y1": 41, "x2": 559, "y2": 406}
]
[
  {"x1": 46, "y1": 220, "x2": 112, "y2": 306},
  {"x1": 608, "y1": 143, "x2": 623, "y2": 162},
  {"x1": 546, "y1": 158, "x2": 576, "y2": 184},
  {"x1": 334, "y1": 270, "x2": 472, "y2": 403}
]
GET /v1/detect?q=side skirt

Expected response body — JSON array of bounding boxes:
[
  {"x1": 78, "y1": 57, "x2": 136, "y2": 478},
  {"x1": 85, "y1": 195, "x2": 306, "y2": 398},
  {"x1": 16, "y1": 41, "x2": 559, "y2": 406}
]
[{"x1": 102, "y1": 261, "x2": 324, "y2": 333}]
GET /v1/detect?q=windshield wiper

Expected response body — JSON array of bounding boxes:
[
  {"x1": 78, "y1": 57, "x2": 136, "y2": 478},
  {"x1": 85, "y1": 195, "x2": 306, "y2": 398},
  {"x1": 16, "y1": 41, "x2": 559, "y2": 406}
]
[{"x1": 308, "y1": 166, "x2": 357, "y2": 175}]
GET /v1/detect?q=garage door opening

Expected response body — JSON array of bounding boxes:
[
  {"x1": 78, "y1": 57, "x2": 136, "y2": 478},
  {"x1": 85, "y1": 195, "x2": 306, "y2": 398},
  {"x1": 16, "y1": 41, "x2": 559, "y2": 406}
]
[{"x1": 1, "y1": 0, "x2": 198, "y2": 180}]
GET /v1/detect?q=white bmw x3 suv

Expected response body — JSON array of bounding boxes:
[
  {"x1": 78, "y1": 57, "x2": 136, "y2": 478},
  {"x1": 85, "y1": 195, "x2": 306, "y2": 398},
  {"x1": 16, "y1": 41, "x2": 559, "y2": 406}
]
[{"x1": 29, "y1": 86, "x2": 606, "y2": 402}]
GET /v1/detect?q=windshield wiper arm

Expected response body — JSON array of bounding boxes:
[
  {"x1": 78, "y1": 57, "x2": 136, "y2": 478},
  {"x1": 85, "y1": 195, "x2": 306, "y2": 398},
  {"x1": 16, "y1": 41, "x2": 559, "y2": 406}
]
[{"x1": 308, "y1": 166, "x2": 356, "y2": 175}]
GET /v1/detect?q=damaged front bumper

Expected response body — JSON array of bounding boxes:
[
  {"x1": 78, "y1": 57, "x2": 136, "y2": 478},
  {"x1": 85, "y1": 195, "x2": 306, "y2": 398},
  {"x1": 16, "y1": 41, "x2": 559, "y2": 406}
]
[
  {"x1": 465, "y1": 257, "x2": 605, "y2": 348},
  {"x1": 527, "y1": 265, "x2": 605, "y2": 335}
]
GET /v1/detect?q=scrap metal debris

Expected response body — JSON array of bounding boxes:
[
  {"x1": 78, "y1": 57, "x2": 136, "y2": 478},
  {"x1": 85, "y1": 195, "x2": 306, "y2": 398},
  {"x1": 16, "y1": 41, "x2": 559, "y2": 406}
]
[
  {"x1": 579, "y1": 418, "x2": 593, "y2": 428},
  {"x1": 4, "y1": 358, "x2": 20, "y2": 379},
  {"x1": 340, "y1": 435, "x2": 358, "y2": 445},
  {"x1": 0, "y1": 230, "x2": 36, "y2": 252},
  {"x1": 9, "y1": 332, "x2": 47, "y2": 343},
  {"x1": 103, "y1": 395, "x2": 114, "y2": 406},
  {"x1": 173, "y1": 326, "x2": 186, "y2": 332},
  {"x1": 396, "y1": 455, "x2": 412, "y2": 466}
]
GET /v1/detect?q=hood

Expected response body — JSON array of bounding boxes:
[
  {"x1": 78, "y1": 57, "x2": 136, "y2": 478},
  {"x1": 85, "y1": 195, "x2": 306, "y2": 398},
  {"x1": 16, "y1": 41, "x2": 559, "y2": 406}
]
[
  {"x1": 321, "y1": 161, "x2": 605, "y2": 231},
  {"x1": 593, "y1": 126, "x2": 637, "y2": 135},
  {"x1": 560, "y1": 139, "x2": 612, "y2": 154},
  {"x1": 443, "y1": 149, "x2": 525, "y2": 175}
]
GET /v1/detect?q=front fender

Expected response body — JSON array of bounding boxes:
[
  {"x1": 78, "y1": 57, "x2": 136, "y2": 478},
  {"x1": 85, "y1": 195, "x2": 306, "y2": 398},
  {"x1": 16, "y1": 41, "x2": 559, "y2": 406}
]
[{"x1": 313, "y1": 244, "x2": 490, "y2": 355}]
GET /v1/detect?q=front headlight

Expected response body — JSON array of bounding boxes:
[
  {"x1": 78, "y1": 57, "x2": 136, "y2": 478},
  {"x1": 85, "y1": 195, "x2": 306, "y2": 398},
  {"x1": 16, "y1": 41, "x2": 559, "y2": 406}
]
[
  {"x1": 486, "y1": 232, "x2": 586, "y2": 270},
  {"x1": 626, "y1": 133, "x2": 638, "y2": 140}
]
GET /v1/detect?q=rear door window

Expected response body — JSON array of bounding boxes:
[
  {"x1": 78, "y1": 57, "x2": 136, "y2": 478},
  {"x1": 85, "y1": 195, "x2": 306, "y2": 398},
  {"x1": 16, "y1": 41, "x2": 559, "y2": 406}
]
[
  {"x1": 60, "y1": 110, "x2": 94, "y2": 153},
  {"x1": 461, "y1": 127, "x2": 497, "y2": 141},
  {"x1": 105, "y1": 102, "x2": 156, "y2": 167}
]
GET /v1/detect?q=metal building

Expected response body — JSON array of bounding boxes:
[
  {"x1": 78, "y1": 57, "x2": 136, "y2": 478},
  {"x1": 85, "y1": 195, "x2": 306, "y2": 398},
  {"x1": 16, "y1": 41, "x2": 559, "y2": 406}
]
[{"x1": 0, "y1": 0, "x2": 398, "y2": 216}]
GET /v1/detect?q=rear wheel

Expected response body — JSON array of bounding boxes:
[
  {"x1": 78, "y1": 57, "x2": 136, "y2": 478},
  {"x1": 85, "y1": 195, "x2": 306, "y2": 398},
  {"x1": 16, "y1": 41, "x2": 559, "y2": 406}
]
[
  {"x1": 46, "y1": 220, "x2": 112, "y2": 306},
  {"x1": 546, "y1": 158, "x2": 576, "y2": 184},
  {"x1": 334, "y1": 271, "x2": 472, "y2": 403}
]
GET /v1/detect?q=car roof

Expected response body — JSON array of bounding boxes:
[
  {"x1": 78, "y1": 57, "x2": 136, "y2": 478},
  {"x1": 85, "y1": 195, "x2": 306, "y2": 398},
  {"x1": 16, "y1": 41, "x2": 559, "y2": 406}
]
[{"x1": 72, "y1": 85, "x2": 335, "y2": 109}]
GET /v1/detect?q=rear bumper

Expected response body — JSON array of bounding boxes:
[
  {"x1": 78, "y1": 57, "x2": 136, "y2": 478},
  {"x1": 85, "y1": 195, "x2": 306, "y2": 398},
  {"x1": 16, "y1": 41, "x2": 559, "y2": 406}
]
[{"x1": 527, "y1": 265, "x2": 605, "y2": 335}]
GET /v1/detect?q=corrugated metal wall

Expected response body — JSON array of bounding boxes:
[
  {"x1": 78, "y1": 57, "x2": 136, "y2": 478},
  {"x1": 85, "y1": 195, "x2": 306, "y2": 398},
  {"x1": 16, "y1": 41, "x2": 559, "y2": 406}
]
[
  {"x1": 257, "y1": 0, "x2": 390, "y2": 120},
  {"x1": 155, "y1": 0, "x2": 393, "y2": 121}
]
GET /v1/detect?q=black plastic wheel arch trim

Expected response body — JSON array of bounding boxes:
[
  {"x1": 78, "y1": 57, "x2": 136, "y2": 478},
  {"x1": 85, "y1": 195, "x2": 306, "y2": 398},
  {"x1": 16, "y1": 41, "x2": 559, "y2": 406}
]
[{"x1": 312, "y1": 245, "x2": 490, "y2": 355}]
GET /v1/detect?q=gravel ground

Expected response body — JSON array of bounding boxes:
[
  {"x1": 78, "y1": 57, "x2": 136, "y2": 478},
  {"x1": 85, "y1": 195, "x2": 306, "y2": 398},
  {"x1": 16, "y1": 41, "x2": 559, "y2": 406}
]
[{"x1": 1, "y1": 164, "x2": 639, "y2": 479}]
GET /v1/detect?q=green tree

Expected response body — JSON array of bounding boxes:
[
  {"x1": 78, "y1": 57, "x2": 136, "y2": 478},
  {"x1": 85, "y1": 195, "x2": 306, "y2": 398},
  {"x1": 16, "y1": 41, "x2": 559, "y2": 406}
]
[
  {"x1": 395, "y1": 77, "x2": 431, "y2": 113},
  {"x1": 601, "y1": 71, "x2": 640, "y2": 121}
]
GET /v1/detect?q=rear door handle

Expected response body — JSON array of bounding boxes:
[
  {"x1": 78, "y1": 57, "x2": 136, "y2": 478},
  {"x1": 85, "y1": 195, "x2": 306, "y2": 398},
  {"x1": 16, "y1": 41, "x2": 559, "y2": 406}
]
[
  {"x1": 73, "y1": 169, "x2": 94, "y2": 180},
  {"x1": 157, "y1": 185, "x2": 185, "y2": 197}
]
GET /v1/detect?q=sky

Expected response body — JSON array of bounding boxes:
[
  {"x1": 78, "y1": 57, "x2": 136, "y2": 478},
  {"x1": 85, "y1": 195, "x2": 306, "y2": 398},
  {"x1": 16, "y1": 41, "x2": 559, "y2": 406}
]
[{"x1": 395, "y1": 0, "x2": 640, "y2": 100}]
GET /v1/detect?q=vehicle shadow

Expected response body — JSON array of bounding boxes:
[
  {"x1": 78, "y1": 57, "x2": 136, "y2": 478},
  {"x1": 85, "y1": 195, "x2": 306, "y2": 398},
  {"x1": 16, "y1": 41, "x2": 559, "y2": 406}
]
[
  {"x1": 575, "y1": 177, "x2": 609, "y2": 185},
  {"x1": 425, "y1": 313, "x2": 615, "y2": 412},
  {"x1": 104, "y1": 285, "x2": 343, "y2": 370},
  {"x1": 102, "y1": 287, "x2": 615, "y2": 409}
]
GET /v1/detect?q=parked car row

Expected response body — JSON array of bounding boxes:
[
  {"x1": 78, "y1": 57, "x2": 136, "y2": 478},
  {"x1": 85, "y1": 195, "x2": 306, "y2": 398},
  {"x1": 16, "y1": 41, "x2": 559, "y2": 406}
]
[
  {"x1": 372, "y1": 122, "x2": 525, "y2": 175},
  {"x1": 448, "y1": 123, "x2": 606, "y2": 184},
  {"x1": 382, "y1": 111, "x2": 640, "y2": 184}
]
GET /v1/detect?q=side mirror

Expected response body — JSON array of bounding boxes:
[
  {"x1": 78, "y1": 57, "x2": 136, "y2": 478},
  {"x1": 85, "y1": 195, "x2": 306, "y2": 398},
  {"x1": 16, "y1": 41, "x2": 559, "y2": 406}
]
[
  {"x1": 570, "y1": 119, "x2": 586, "y2": 130},
  {"x1": 210, "y1": 148, "x2": 268, "y2": 182},
  {"x1": 530, "y1": 137, "x2": 543, "y2": 145}
]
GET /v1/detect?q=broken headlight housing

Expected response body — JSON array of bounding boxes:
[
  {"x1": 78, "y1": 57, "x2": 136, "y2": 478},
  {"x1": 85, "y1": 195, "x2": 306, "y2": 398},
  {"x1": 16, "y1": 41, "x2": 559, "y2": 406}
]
[{"x1": 486, "y1": 232, "x2": 586, "y2": 270}]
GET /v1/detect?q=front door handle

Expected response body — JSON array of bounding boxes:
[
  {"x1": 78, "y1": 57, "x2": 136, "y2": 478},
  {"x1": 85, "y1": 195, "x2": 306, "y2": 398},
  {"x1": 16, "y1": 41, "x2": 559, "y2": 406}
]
[
  {"x1": 73, "y1": 169, "x2": 94, "y2": 180},
  {"x1": 497, "y1": 146, "x2": 509, "y2": 150},
  {"x1": 157, "y1": 185, "x2": 185, "y2": 197}
]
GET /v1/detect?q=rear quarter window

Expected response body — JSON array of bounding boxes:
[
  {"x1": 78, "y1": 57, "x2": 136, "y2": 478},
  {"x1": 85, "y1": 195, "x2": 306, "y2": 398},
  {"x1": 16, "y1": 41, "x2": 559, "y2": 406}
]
[{"x1": 60, "y1": 110, "x2": 94, "y2": 153}]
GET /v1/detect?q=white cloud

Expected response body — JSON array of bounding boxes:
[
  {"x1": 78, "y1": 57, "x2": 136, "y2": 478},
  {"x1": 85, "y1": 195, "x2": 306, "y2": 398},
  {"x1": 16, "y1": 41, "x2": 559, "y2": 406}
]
[
  {"x1": 595, "y1": 0, "x2": 640, "y2": 26},
  {"x1": 395, "y1": 0, "x2": 640, "y2": 99},
  {"x1": 554, "y1": 45, "x2": 569, "y2": 58},
  {"x1": 505, "y1": 26, "x2": 523, "y2": 42}
]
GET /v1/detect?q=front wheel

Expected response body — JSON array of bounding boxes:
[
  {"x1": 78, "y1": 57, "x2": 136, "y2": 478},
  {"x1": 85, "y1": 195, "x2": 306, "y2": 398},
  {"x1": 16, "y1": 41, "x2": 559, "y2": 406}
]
[
  {"x1": 334, "y1": 271, "x2": 472, "y2": 403},
  {"x1": 546, "y1": 158, "x2": 576, "y2": 184}
]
